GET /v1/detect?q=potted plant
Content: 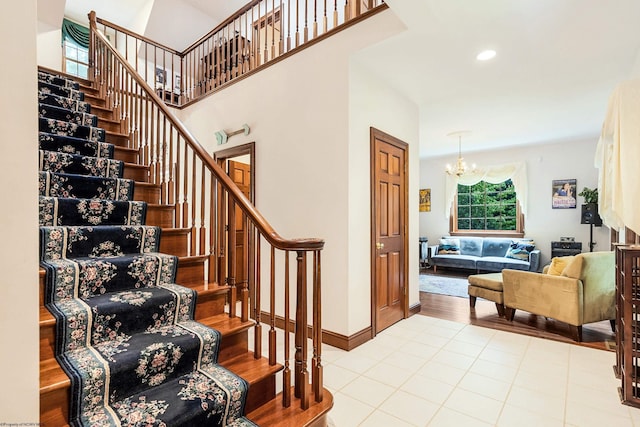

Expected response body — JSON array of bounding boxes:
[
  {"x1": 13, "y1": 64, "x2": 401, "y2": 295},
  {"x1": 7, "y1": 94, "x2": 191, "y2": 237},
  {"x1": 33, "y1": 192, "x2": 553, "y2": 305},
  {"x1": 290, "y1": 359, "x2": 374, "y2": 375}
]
[
  {"x1": 578, "y1": 187, "x2": 598, "y2": 204},
  {"x1": 578, "y1": 187, "x2": 602, "y2": 226}
]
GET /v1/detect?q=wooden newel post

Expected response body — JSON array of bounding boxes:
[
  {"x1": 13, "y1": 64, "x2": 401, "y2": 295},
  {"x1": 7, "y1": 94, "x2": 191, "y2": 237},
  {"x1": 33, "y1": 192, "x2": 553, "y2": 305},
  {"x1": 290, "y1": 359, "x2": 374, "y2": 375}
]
[{"x1": 294, "y1": 251, "x2": 310, "y2": 409}]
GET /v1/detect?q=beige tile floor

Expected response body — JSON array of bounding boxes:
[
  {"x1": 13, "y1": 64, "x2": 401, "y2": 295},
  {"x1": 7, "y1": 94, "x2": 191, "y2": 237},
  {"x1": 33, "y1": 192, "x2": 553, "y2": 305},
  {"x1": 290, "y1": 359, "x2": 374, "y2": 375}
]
[
  {"x1": 319, "y1": 315, "x2": 640, "y2": 426},
  {"x1": 248, "y1": 312, "x2": 640, "y2": 427}
]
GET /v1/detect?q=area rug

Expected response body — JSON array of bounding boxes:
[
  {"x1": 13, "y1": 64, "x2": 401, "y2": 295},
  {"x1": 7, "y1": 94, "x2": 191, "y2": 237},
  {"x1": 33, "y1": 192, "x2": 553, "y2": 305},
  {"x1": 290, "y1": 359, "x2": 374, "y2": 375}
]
[{"x1": 419, "y1": 274, "x2": 469, "y2": 298}]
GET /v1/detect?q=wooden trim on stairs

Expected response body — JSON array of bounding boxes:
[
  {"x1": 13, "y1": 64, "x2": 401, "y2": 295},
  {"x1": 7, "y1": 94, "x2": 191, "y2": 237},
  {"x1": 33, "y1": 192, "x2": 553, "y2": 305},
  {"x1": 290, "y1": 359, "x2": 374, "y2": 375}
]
[
  {"x1": 261, "y1": 307, "x2": 423, "y2": 351},
  {"x1": 261, "y1": 310, "x2": 373, "y2": 351},
  {"x1": 247, "y1": 388, "x2": 334, "y2": 427}
]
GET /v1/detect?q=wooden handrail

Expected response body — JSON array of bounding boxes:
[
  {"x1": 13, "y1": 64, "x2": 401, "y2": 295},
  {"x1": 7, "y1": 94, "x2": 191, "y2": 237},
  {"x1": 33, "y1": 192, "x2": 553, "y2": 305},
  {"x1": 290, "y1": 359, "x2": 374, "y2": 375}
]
[
  {"x1": 90, "y1": 1, "x2": 386, "y2": 106},
  {"x1": 182, "y1": 0, "x2": 267, "y2": 54},
  {"x1": 94, "y1": 16, "x2": 180, "y2": 54},
  {"x1": 89, "y1": 11, "x2": 323, "y2": 252},
  {"x1": 89, "y1": 6, "x2": 328, "y2": 415}
]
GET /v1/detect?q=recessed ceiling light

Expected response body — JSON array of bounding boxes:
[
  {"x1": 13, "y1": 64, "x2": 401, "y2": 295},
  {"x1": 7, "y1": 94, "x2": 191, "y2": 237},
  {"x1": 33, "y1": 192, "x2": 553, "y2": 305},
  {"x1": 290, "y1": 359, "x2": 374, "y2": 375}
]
[{"x1": 476, "y1": 50, "x2": 496, "y2": 61}]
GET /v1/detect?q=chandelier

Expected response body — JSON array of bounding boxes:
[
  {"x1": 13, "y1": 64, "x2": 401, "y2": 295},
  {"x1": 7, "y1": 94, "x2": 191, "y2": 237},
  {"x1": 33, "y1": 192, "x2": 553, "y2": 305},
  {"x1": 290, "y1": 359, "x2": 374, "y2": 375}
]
[{"x1": 445, "y1": 131, "x2": 476, "y2": 176}]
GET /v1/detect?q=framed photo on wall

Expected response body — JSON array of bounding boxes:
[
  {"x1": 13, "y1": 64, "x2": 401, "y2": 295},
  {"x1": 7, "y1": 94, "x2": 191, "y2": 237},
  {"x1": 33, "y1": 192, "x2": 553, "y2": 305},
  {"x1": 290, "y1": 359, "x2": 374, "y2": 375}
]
[
  {"x1": 155, "y1": 67, "x2": 166, "y2": 85},
  {"x1": 552, "y1": 179, "x2": 577, "y2": 209},
  {"x1": 419, "y1": 188, "x2": 431, "y2": 212}
]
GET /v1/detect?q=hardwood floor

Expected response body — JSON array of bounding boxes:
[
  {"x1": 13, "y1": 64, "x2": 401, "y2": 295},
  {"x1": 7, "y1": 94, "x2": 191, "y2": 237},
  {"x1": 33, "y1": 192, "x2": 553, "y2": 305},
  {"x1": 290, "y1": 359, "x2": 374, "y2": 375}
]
[{"x1": 418, "y1": 271, "x2": 615, "y2": 352}]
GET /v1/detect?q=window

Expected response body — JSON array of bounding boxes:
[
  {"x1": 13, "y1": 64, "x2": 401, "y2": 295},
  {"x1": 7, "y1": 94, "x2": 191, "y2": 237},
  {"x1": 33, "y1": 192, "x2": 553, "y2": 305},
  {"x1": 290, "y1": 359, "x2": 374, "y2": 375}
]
[
  {"x1": 61, "y1": 18, "x2": 90, "y2": 79},
  {"x1": 63, "y1": 39, "x2": 89, "y2": 79},
  {"x1": 452, "y1": 179, "x2": 524, "y2": 236}
]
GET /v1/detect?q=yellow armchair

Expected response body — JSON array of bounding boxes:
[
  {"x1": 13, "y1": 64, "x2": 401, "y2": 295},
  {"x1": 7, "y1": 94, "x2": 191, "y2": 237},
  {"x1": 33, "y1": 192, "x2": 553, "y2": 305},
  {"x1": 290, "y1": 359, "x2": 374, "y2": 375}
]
[{"x1": 501, "y1": 251, "x2": 615, "y2": 341}]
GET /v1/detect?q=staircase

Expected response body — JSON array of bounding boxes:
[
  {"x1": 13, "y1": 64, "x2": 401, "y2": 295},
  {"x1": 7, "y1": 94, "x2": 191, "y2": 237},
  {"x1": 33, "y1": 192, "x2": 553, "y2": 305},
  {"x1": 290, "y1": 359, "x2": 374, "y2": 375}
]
[{"x1": 38, "y1": 64, "x2": 331, "y2": 425}]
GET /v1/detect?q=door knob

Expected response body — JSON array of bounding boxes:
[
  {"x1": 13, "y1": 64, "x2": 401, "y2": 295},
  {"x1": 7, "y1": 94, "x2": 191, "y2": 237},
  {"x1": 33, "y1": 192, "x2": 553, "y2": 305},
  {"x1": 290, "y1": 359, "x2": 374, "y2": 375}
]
[{"x1": 376, "y1": 242, "x2": 384, "y2": 250}]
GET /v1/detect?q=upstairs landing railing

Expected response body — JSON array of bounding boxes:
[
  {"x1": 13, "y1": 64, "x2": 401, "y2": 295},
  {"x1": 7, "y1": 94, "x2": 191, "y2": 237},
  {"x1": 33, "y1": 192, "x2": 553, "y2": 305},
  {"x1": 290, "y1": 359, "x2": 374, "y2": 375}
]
[
  {"x1": 89, "y1": 11, "x2": 325, "y2": 409},
  {"x1": 92, "y1": 0, "x2": 386, "y2": 107}
]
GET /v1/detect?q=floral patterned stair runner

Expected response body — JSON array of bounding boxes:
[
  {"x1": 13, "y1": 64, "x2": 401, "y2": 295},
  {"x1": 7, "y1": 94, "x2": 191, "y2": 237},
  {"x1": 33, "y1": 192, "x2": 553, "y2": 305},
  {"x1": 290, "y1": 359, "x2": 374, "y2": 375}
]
[
  {"x1": 39, "y1": 102, "x2": 98, "y2": 127},
  {"x1": 38, "y1": 70, "x2": 256, "y2": 427},
  {"x1": 39, "y1": 91, "x2": 91, "y2": 113},
  {"x1": 39, "y1": 149, "x2": 123, "y2": 178},
  {"x1": 39, "y1": 196, "x2": 147, "y2": 226},
  {"x1": 39, "y1": 132, "x2": 114, "y2": 158},
  {"x1": 39, "y1": 116, "x2": 105, "y2": 142}
]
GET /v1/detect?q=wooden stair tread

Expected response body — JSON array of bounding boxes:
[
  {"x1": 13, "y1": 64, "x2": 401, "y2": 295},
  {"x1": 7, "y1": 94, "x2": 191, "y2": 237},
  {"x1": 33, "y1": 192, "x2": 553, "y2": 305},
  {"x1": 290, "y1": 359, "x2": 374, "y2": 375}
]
[
  {"x1": 193, "y1": 282, "x2": 230, "y2": 294},
  {"x1": 40, "y1": 358, "x2": 70, "y2": 392},
  {"x1": 126, "y1": 162, "x2": 147, "y2": 168},
  {"x1": 247, "y1": 388, "x2": 334, "y2": 427},
  {"x1": 91, "y1": 104, "x2": 115, "y2": 119},
  {"x1": 199, "y1": 313, "x2": 254, "y2": 337},
  {"x1": 106, "y1": 129, "x2": 129, "y2": 139},
  {"x1": 162, "y1": 227, "x2": 191, "y2": 233},
  {"x1": 40, "y1": 305, "x2": 55, "y2": 325},
  {"x1": 148, "y1": 203, "x2": 175, "y2": 209},
  {"x1": 135, "y1": 182, "x2": 160, "y2": 189},
  {"x1": 98, "y1": 116, "x2": 119, "y2": 126},
  {"x1": 178, "y1": 254, "x2": 208, "y2": 263},
  {"x1": 114, "y1": 146, "x2": 136, "y2": 153},
  {"x1": 220, "y1": 351, "x2": 282, "y2": 384}
]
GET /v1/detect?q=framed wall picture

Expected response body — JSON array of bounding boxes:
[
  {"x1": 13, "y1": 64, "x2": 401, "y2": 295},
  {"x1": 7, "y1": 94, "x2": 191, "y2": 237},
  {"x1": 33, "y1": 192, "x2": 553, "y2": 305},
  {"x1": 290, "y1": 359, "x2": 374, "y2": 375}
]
[
  {"x1": 155, "y1": 67, "x2": 166, "y2": 85},
  {"x1": 552, "y1": 179, "x2": 577, "y2": 209},
  {"x1": 419, "y1": 188, "x2": 431, "y2": 212}
]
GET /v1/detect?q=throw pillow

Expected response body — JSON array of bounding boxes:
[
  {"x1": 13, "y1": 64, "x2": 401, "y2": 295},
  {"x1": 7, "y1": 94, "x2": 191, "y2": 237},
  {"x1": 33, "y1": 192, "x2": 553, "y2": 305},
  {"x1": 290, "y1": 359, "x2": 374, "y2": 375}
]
[
  {"x1": 561, "y1": 255, "x2": 584, "y2": 279},
  {"x1": 438, "y1": 238, "x2": 461, "y2": 255},
  {"x1": 505, "y1": 240, "x2": 535, "y2": 261},
  {"x1": 547, "y1": 256, "x2": 575, "y2": 276}
]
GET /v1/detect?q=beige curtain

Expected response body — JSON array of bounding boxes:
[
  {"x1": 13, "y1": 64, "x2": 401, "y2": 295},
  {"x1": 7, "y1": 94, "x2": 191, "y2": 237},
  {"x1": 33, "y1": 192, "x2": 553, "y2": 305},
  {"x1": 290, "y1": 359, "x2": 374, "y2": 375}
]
[
  {"x1": 595, "y1": 78, "x2": 640, "y2": 234},
  {"x1": 445, "y1": 162, "x2": 528, "y2": 220}
]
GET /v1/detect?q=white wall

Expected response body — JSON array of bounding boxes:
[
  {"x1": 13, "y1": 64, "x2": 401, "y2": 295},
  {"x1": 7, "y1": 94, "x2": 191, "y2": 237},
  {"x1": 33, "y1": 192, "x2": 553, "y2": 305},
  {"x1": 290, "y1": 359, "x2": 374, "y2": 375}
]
[
  {"x1": 37, "y1": 27, "x2": 62, "y2": 71},
  {"x1": 0, "y1": 1, "x2": 39, "y2": 421},
  {"x1": 348, "y1": 62, "x2": 420, "y2": 330},
  {"x1": 420, "y1": 137, "x2": 610, "y2": 267},
  {"x1": 178, "y1": 9, "x2": 407, "y2": 336}
]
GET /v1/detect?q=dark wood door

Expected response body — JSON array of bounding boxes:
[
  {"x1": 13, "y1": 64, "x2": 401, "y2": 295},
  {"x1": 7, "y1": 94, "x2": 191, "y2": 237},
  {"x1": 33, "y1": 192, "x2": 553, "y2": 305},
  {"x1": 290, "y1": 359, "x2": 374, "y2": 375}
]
[
  {"x1": 371, "y1": 128, "x2": 407, "y2": 333},
  {"x1": 228, "y1": 160, "x2": 251, "y2": 286}
]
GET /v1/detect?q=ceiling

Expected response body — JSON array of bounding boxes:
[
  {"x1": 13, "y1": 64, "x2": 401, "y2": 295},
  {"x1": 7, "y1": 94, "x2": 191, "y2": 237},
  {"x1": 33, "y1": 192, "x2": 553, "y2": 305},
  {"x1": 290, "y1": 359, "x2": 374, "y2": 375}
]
[{"x1": 61, "y1": 0, "x2": 640, "y2": 158}]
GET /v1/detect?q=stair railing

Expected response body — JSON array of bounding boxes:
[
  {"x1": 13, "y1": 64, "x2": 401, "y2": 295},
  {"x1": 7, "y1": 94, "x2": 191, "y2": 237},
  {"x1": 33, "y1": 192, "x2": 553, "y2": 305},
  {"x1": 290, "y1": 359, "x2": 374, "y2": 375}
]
[
  {"x1": 89, "y1": 11, "x2": 325, "y2": 409},
  {"x1": 90, "y1": 0, "x2": 385, "y2": 107}
]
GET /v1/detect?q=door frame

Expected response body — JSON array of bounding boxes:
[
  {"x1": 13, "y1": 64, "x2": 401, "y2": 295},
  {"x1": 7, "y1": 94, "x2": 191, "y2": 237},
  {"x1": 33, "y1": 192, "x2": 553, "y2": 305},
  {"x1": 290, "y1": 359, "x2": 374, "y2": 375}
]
[
  {"x1": 213, "y1": 142, "x2": 256, "y2": 313},
  {"x1": 369, "y1": 127, "x2": 409, "y2": 336},
  {"x1": 213, "y1": 142, "x2": 256, "y2": 201}
]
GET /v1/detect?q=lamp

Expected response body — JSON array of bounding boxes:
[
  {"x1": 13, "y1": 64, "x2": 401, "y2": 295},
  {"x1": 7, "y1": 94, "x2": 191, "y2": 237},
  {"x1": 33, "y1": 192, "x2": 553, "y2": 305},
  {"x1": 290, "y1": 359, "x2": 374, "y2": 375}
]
[{"x1": 445, "y1": 131, "x2": 476, "y2": 176}]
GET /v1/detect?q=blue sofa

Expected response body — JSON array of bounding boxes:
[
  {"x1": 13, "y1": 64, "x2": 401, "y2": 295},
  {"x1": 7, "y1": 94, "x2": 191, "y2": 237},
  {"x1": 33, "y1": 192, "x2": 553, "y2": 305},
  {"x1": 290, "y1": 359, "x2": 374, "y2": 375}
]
[{"x1": 431, "y1": 236, "x2": 541, "y2": 273}]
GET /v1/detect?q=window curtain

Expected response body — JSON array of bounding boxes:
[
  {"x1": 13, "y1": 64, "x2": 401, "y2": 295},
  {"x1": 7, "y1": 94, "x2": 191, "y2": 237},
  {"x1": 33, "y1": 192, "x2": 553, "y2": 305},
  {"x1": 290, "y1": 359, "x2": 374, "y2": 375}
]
[
  {"x1": 595, "y1": 78, "x2": 640, "y2": 234},
  {"x1": 444, "y1": 161, "x2": 528, "y2": 219},
  {"x1": 62, "y1": 18, "x2": 90, "y2": 48}
]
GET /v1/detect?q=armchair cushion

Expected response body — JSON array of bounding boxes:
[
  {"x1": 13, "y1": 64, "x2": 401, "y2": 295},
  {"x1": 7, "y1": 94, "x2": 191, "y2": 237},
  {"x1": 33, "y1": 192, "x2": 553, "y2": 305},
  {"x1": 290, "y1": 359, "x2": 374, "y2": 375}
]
[
  {"x1": 561, "y1": 255, "x2": 584, "y2": 279},
  {"x1": 547, "y1": 255, "x2": 575, "y2": 276}
]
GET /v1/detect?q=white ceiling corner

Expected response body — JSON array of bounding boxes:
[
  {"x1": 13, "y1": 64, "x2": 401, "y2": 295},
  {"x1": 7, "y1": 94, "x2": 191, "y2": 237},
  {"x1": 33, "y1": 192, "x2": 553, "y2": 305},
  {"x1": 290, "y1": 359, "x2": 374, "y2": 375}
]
[{"x1": 61, "y1": 0, "x2": 640, "y2": 159}]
